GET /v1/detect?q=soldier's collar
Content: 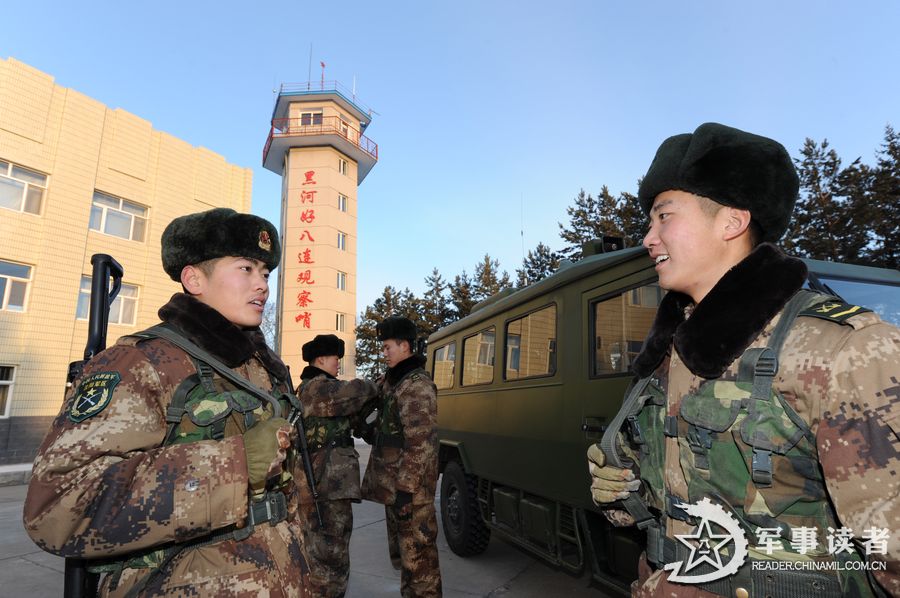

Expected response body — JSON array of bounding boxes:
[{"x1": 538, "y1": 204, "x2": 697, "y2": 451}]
[
  {"x1": 386, "y1": 354, "x2": 427, "y2": 386},
  {"x1": 632, "y1": 243, "x2": 807, "y2": 379},
  {"x1": 300, "y1": 365, "x2": 335, "y2": 381},
  {"x1": 158, "y1": 293, "x2": 256, "y2": 367}
]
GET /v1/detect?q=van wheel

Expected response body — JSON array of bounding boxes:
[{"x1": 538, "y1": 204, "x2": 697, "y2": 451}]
[{"x1": 441, "y1": 460, "x2": 490, "y2": 556}]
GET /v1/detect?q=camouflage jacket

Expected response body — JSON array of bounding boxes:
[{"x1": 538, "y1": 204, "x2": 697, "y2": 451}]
[
  {"x1": 294, "y1": 366, "x2": 378, "y2": 503},
  {"x1": 361, "y1": 354, "x2": 439, "y2": 506},
  {"x1": 611, "y1": 245, "x2": 900, "y2": 597},
  {"x1": 23, "y1": 293, "x2": 309, "y2": 597}
]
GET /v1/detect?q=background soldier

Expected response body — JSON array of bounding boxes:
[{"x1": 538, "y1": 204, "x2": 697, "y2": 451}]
[
  {"x1": 587, "y1": 123, "x2": 900, "y2": 597},
  {"x1": 295, "y1": 334, "x2": 378, "y2": 598},
  {"x1": 24, "y1": 208, "x2": 310, "y2": 597},
  {"x1": 361, "y1": 316, "x2": 442, "y2": 598}
]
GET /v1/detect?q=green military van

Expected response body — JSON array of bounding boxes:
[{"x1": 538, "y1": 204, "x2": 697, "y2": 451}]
[{"x1": 427, "y1": 243, "x2": 900, "y2": 595}]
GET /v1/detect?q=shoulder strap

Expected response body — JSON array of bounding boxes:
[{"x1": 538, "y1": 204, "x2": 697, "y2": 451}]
[{"x1": 133, "y1": 324, "x2": 285, "y2": 418}]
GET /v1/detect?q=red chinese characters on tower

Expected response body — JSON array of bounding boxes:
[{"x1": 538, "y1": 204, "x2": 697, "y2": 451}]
[
  {"x1": 300, "y1": 190, "x2": 317, "y2": 203},
  {"x1": 298, "y1": 249, "x2": 314, "y2": 264},
  {"x1": 302, "y1": 170, "x2": 316, "y2": 185},
  {"x1": 299, "y1": 230, "x2": 315, "y2": 242},
  {"x1": 294, "y1": 311, "x2": 312, "y2": 327},
  {"x1": 296, "y1": 290, "x2": 313, "y2": 308},
  {"x1": 297, "y1": 269, "x2": 315, "y2": 285},
  {"x1": 300, "y1": 209, "x2": 315, "y2": 224}
]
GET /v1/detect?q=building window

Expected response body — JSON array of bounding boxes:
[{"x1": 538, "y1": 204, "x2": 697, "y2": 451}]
[
  {"x1": 505, "y1": 305, "x2": 557, "y2": 380},
  {"x1": 592, "y1": 282, "x2": 663, "y2": 376},
  {"x1": 300, "y1": 110, "x2": 323, "y2": 126},
  {"x1": 462, "y1": 328, "x2": 495, "y2": 386},
  {"x1": 337, "y1": 232, "x2": 347, "y2": 251},
  {"x1": 76, "y1": 276, "x2": 139, "y2": 325},
  {"x1": 0, "y1": 365, "x2": 14, "y2": 418},
  {"x1": 339, "y1": 118, "x2": 349, "y2": 138},
  {"x1": 0, "y1": 159, "x2": 47, "y2": 215},
  {"x1": 338, "y1": 194, "x2": 348, "y2": 212},
  {"x1": 432, "y1": 342, "x2": 456, "y2": 390},
  {"x1": 336, "y1": 312, "x2": 346, "y2": 331},
  {"x1": 339, "y1": 158, "x2": 348, "y2": 176},
  {"x1": 337, "y1": 271, "x2": 347, "y2": 291},
  {"x1": 0, "y1": 260, "x2": 32, "y2": 312},
  {"x1": 90, "y1": 192, "x2": 147, "y2": 242}
]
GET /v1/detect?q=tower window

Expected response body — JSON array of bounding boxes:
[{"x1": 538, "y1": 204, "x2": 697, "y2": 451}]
[
  {"x1": 337, "y1": 232, "x2": 347, "y2": 251},
  {"x1": 336, "y1": 313, "x2": 346, "y2": 331},
  {"x1": 339, "y1": 158, "x2": 348, "y2": 176},
  {"x1": 300, "y1": 111, "x2": 323, "y2": 126},
  {"x1": 338, "y1": 194, "x2": 348, "y2": 212},
  {"x1": 337, "y1": 271, "x2": 347, "y2": 291}
]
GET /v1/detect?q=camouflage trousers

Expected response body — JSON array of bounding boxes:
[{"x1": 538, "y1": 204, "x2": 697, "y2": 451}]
[
  {"x1": 300, "y1": 499, "x2": 354, "y2": 598},
  {"x1": 385, "y1": 502, "x2": 442, "y2": 598}
]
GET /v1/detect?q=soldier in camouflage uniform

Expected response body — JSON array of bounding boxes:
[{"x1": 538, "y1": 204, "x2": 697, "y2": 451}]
[
  {"x1": 24, "y1": 208, "x2": 310, "y2": 597},
  {"x1": 294, "y1": 333, "x2": 378, "y2": 597},
  {"x1": 361, "y1": 316, "x2": 442, "y2": 597},
  {"x1": 587, "y1": 123, "x2": 900, "y2": 597}
]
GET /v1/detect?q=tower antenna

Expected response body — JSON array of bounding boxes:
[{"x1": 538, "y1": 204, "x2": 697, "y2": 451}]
[{"x1": 307, "y1": 44, "x2": 312, "y2": 90}]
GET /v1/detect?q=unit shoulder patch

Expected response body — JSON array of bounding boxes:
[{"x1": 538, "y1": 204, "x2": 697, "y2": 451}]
[
  {"x1": 799, "y1": 300, "x2": 872, "y2": 325},
  {"x1": 69, "y1": 372, "x2": 121, "y2": 422}
]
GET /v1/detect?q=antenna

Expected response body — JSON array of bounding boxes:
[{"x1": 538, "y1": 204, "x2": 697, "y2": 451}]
[
  {"x1": 307, "y1": 44, "x2": 312, "y2": 90},
  {"x1": 320, "y1": 61, "x2": 326, "y2": 90},
  {"x1": 520, "y1": 192, "x2": 526, "y2": 261}
]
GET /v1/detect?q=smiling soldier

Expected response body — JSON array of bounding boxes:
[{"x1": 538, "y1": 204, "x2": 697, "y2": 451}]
[
  {"x1": 587, "y1": 123, "x2": 900, "y2": 597},
  {"x1": 24, "y1": 208, "x2": 310, "y2": 597}
]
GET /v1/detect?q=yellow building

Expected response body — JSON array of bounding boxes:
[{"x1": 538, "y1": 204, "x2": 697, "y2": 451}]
[
  {"x1": 0, "y1": 57, "x2": 252, "y2": 471},
  {"x1": 263, "y1": 81, "x2": 377, "y2": 378}
]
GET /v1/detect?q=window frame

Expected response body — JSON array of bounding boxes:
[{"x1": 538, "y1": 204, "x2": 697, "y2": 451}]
[
  {"x1": 0, "y1": 365, "x2": 14, "y2": 418},
  {"x1": 337, "y1": 231, "x2": 347, "y2": 251},
  {"x1": 588, "y1": 279, "x2": 660, "y2": 379},
  {"x1": 502, "y1": 302, "x2": 558, "y2": 382},
  {"x1": 300, "y1": 110, "x2": 323, "y2": 126},
  {"x1": 0, "y1": 259, "x2": 33, "y2": 312},
  {"x1": 0, "y1": 160, "x2": 47, "y2": 216},
  {"x1": 461, "y1": 326, "x2": 496, "y2": 387},
  {"x1": 431, "y1": 341, "x2": 457, "y2": 390},
  {"x1": 89, "y1": 191, "x2": 148, "y2": 242},
  {"x1": 76, "y1": 276, "x2": 140, "y2": 326},
  {"x1": 336, "y1": 312, "x2": 346, "y2": 332},
  {"x1": 337, "y1": 271, "x2": 347, "y2": 291},
  {"x1": 338, "y1": 194, "x2": 348, "y2": 212},
  {"x1": 338, "y1": 158, "x2": 348, "y2": 176}
]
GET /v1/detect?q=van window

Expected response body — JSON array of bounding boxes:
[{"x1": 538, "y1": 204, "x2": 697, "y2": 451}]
[
  {"x1": 505, "y1": 304, "x2": 557, "y2": 380},
  {"x1": 432, "y1": 342, "x2": 456, "y2": 390},
  {"x1": 462, "y1": 328, "x2": 495, "y2": 385},
  {"x1": 592, "y1": 282, "x2": 662, "y2": 376}
]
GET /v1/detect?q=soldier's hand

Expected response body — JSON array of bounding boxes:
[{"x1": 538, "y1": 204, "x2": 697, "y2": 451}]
[
  {"x1": 394, "y1": 490, "x2": 413, "y2": 520},
  {"x1": 587, "y1": 443, "x2": 640, "y2": 505},
  {"x1": 244, "y1": 417, "x2": 292, "y2": 490}
]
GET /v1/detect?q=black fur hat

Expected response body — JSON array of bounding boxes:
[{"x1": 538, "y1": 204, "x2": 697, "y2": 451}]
[
  {"x1": 637, "y1": 122, "x2": 799, "y2": 242},
  {"x1": 161, "y1": 208, "x2": 281, "y2": 281},
  {"x1": 302, "y1": 334, "x2": 345, "y2": 362},
  {"x1": 376, "y1": 316, "x2": 417, "y2": 343}
]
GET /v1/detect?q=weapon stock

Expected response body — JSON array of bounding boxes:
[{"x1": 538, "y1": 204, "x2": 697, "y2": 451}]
[{"x1": 64, "y1": 254, "x2": 123, "y2": 598}]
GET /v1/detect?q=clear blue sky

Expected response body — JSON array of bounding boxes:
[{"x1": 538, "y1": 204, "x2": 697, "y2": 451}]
[{"x1": 3, "y1": 1, "x2": 898, "y2": 313}]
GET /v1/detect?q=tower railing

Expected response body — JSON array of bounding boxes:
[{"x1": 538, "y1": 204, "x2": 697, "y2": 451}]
[
  {"x1": 278, "y1": 81, "x2": 373, "y2": 118},
  {"x1": 263, "y1": 116, "x2": 378, "y2": 164}
]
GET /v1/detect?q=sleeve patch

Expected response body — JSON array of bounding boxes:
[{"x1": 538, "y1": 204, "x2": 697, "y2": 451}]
[
  {"x1": 800, "y1": 300, "x2": 872, "y2": 325},
  {"x1": 69, "y1": 372, "x2": 121, "y2": 422}
]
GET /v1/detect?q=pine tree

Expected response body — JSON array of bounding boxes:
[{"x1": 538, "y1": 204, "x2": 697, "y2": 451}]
[
  {"x1": 865, "y1": 125, "x2": 900, "y2": 268},
  {"x1": 472, "y1": 254, "x2": 512, "y2": 303},
  {"x1": 516, "y1": 242, "x2": 561, "y2": 287},
  {"x1": 448, "y1": 271, "x2": 476, "y2": 322},
  {"x1": 615, "y1": 191, "x2": 648, "y2": 248},
  {"x1": 421, "y1": 268, "x2": 453, "y2": 339},
  {"x1": 557, "y1": 187, "x2": 629, "y2": 260}
]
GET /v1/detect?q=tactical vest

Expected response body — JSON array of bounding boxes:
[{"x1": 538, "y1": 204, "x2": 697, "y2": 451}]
[
  {"x1": 90, "y1": 325, "x2": 299, "y2": 596},
  {"x1": 297, "y1": 377, "x2": 354, "y2": 451},
  {"x1": 604, "y1": 290, "x2": 879, "y2": 598},
  {"x1": 373, "y1": 367, "x2": 425, "y2": 449}
]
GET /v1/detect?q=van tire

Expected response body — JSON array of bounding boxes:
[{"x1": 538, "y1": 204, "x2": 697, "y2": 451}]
[{"x1": 440, "y1": 460, "x2": 490, "y2": 556}]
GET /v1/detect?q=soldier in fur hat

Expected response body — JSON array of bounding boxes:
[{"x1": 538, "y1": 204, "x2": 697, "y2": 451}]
[
  {"x1": 25, "y1": 208, "x2": 310, "y2": 597},
  {"x1": 361, "y1": 316, "x2": 443, "y2": 597},
  {"x1": 587, "y1": 123, "x2": 900, "y2": 597},
  {"x1": 294, "y1": 334, "x2": 378, "y2": 598}
]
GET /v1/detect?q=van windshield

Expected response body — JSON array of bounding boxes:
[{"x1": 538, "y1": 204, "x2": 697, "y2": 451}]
[{"x1": 815, "y1": 276, "x2": 900, "y2": 327}]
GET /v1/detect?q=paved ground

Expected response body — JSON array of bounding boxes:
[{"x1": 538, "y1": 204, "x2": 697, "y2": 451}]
[{"x1": 1, "y1": 444, "x2": 613, "y2": 597}]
